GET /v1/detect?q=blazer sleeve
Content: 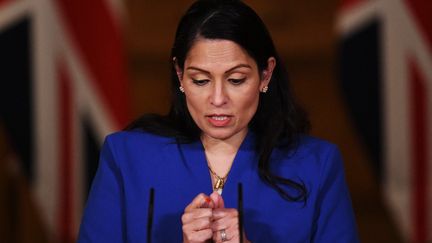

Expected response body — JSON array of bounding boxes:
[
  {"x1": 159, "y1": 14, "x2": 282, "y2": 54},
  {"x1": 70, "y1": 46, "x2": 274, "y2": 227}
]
[
  {"x1": 311, "y1": 145, "x2": 360, "y2": 243},
  {"x1": 77, "y1": 136, "x2": 126, "y2": 242}
]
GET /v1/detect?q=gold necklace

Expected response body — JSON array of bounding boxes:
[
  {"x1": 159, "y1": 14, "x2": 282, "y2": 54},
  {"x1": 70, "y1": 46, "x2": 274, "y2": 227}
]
[{"x1": 207, "y1": 161, "x2": 233, "y2": 192}]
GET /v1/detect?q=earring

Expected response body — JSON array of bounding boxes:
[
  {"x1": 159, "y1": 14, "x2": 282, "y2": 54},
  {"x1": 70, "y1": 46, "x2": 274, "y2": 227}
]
[
  {"x1": 261, "y1": 86, "x2": 268, "y2": 93},
  {"x1": 179, "y1": 86, "x2": 185, "y2": 93}
]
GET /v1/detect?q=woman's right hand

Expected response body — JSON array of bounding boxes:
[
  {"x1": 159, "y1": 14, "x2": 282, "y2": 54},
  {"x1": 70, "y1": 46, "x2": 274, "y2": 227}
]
[{"x1": 182, "y1": 193, "x2": 215, "y2": 243}]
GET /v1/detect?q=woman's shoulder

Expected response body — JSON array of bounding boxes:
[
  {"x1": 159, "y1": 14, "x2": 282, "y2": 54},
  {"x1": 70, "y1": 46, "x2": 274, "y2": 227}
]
[
  {"x1": 275, "y1": 135, "x2": 339, "y2": 159},
  {"x1": 296, "y1": 135, "x2": 339, "y2": 156},
  {"x1": 273, "y1": 136, "x2": 347, "y2": 198},
  {"x1": 103, "y1": 129, "x2": 177, "y2": 152},
  {"x1": 273, "y1": 135, "x2": 344, "y2": 175}
]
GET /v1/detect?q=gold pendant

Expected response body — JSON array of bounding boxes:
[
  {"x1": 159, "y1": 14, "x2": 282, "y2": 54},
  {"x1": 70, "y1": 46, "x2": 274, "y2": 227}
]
[{"x1": 214, "y1": 178, "x2": 224, "y2": 190}]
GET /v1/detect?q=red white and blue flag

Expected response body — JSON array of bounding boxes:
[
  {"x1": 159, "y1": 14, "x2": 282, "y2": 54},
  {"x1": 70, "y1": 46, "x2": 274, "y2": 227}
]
[
  {"x1": 0, "y1": 0, "x2": 129, "y2": 241},
  {"x1": 338, "y1": 0, "x2": 432, "y2": 242}
]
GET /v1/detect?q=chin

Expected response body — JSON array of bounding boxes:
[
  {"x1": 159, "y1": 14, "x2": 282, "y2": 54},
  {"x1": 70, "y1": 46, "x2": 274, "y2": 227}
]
[
  {"x1": 202, "y1": 128, "x2": 236, "y2": 140},
  {"x1": 202, "y1": 125, "x2": 249, "y2": 141}
]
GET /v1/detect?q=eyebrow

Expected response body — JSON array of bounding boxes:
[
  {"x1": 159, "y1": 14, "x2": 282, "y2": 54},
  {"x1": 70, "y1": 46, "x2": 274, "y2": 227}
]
[{"x1": 186, "y1": 64, "x2": 252, "y2": 74}]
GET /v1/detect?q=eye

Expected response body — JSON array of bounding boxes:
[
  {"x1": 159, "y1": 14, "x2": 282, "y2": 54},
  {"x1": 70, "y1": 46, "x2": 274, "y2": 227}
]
[
  {"x1": 192, "y1": 78, "x2": 210, "y2": 86},
  {"x1": 228, "y1": 78, "x2": 246, "y2": 85}
]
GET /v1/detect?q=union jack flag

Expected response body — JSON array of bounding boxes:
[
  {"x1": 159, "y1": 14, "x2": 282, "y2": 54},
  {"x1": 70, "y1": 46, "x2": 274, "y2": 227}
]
[
  {"x1": 338, "y1": 0, "x2": 432, "y2": 242},
  {"x1": 0, "y1": 0, "x2": 130, "y2": 242}
]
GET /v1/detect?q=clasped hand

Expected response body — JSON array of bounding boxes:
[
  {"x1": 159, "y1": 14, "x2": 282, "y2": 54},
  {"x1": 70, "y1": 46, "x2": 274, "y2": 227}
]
[{"x1": 182, "y1": 192, "x2": 249, "y2": 243}]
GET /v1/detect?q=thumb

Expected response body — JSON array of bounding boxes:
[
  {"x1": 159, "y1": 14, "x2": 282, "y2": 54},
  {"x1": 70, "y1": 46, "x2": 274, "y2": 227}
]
[
  {"x1": 185, "y1": 193, "x2": 213, "y2": 211},
  {"x1": 210, "y1": 191, "x2": 225, "y2": 209}
]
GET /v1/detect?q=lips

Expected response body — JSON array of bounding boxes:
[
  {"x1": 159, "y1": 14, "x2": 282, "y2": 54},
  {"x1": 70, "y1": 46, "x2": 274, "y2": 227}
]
[{"x1": 206, "y1": 114, "x2": 232, "y2": 127}]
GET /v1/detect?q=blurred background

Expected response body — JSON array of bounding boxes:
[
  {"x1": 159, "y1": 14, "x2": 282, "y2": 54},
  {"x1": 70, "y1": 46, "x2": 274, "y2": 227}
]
[{"x1": 0, "y1": 0, "x2": 431, "y2": 242}]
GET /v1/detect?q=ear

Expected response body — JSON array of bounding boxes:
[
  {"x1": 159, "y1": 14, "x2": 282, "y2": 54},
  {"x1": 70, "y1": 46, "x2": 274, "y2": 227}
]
[
  {"x1": 173, "y1": 57, "x2": 183, "y2": 84},
  {"x1": 260, "y1": 57, "x2": 276, "y2": 90}
]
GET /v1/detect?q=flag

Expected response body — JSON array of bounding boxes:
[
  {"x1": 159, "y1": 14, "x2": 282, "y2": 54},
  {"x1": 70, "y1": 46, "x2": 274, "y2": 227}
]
[
  {"x1": 338, "y1": 0, "x2": 432, "y2": 242},
  {"x1": 0, "y1": 0, "x2": 130, "y2": 241}
]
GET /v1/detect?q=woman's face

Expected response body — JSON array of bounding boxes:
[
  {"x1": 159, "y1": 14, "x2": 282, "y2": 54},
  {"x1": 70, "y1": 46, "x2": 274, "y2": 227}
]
[{"x1": 177, "y1": 39, "x2": 274, "y2": 142}]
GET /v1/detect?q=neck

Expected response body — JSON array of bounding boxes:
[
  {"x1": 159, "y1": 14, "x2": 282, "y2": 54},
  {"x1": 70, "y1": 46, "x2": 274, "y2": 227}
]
[
  {"x1": 202, "y1": 129, "x2": 248, "y2": 192},
  {"x1": 201, "y1": 129, "x2": 248, "y2": 156}
]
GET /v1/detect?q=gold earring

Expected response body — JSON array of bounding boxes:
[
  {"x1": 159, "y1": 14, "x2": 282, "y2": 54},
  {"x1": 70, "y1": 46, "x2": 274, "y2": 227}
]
[
  {"x1": 179, "y1": 86, "x2": 185, "y2": 93},
  {"x1": 261, "y1": 86, "x2": 268, "y2": 93}
]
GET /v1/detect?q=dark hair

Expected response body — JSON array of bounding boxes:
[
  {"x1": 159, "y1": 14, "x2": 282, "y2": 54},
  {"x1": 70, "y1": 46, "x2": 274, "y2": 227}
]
[{"x1": 127, "y1": 0, "x2": 310, "y2": 202}]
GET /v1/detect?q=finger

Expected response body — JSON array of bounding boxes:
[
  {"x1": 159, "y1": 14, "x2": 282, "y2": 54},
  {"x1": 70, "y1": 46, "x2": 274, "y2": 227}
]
[
  {"x1": 225, "y1": 234, "x2": 240, "y2": 243},
  {"x1": 213, "y1": 228, "x2": 248, "y2": 243},
  {"x1": 212, "y1": 208, "x2": 238, "y2": 220},
  {"x1": 185, "y1": 193, "x2": 211, "y2": 212},
  {"x1": 211, "y1": 216, "x2": 238, "y2": 231},
  {"x1": 183, "y1": 228, "x2": 213, "y2": 242},
  {"x1": 212, "y1": 226, "x2": 239, "y2": 243},
  {"x1": 181, "y1": 208, "x2": 213, "y2": 224},
  {"x1": 182, "y1": 217, "x2": 212, "y2": 232},
  {"x1": 201, "y1": 196, "x2": 215, "y2": 209},
  {"x1": 210, "y1": 191, "x2": 225, "y2": 209}
]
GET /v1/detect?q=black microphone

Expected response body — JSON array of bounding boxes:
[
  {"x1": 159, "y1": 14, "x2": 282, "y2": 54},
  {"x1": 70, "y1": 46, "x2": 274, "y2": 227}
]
[
  {"x1": 238, "y1": 183, "x2": 244, "y2": 243},
  {"x1": 147, "y1": 187, "x2": 155, "y2": 243}
]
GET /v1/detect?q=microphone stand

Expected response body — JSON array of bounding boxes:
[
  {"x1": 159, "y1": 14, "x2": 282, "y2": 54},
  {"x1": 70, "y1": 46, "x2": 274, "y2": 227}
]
[
  {"x1": 147, "y1": 188, "x2": 155, "y2": 243},
  {"x1": 238, "y1": 183, "x2": 244, "y2": 243}
]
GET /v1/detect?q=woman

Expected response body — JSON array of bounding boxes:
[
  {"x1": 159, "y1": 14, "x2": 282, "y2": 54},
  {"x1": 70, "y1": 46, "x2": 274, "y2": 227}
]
[{"x1": 78, "y1": 0, "x2": 359, "y2": 242}]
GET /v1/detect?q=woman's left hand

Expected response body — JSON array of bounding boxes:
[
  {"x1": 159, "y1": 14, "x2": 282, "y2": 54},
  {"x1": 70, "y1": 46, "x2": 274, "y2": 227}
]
[{"x1": 209, "y1": 192, "x2": 250, "y2": 243}]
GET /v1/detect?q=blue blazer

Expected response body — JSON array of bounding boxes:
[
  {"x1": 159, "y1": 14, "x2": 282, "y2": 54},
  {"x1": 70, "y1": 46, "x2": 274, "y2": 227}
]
[{"x1": 78, "y1": 130, "x2": 359, "y2": 242}]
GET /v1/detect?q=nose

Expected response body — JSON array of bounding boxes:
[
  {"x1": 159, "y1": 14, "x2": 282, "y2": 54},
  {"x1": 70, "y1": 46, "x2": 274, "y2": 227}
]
[{"x1": 210, "y1": 81, "x2": 228, "y2": 107}]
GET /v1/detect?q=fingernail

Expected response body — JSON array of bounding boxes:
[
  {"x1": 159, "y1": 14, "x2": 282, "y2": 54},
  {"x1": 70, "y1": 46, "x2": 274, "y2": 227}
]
[{"x1": 200, "y1": 197, "x2": 212, "y2": 208}]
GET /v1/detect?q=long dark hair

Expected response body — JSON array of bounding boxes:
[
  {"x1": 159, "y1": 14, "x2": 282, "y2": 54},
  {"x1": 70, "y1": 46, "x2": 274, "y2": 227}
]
[{"x1": 127, "y1": 0, "x2": 310, "y2": 202}]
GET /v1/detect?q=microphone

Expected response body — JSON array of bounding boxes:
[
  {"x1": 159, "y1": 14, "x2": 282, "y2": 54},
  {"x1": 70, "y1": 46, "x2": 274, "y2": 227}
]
[
  {"x1": 238, "y1": 183, "x2": 244, "y2": 243},
  {"x1": 147, "y1": 187, "x2": 155, "y2": 243}
]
